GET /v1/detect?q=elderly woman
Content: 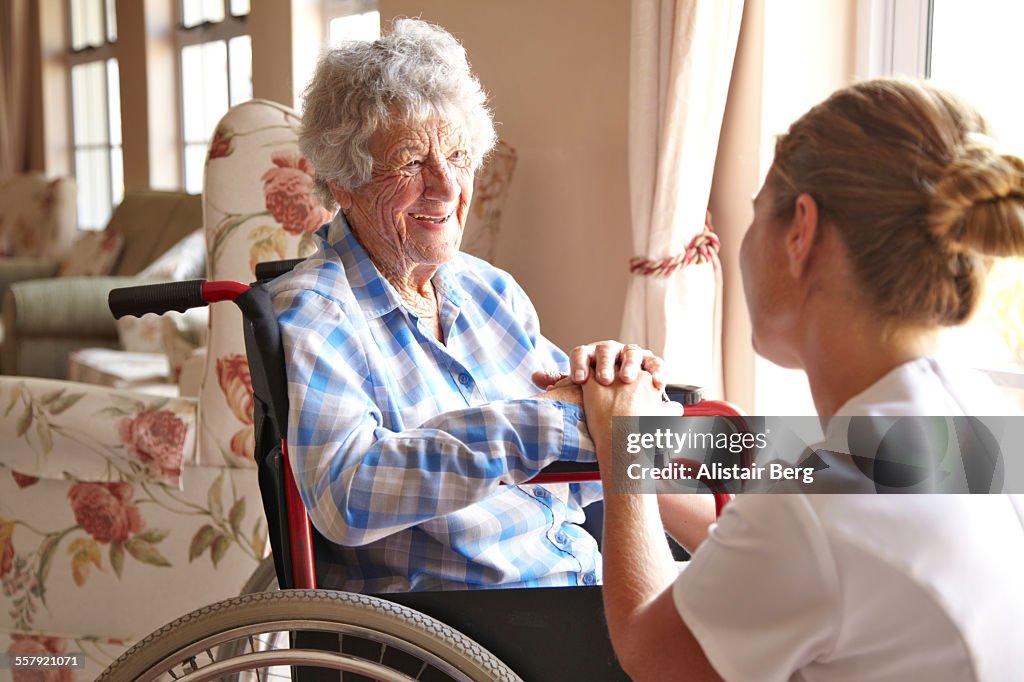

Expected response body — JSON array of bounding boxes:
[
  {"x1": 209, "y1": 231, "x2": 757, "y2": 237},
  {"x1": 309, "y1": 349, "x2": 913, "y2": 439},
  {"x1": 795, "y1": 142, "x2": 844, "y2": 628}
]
[
  {"x1": 583, "y1": 78, "x2": 1024, "y2": 680},
  {"x1": 271, "y1": 19, "x2": 662, "y2": 593}
]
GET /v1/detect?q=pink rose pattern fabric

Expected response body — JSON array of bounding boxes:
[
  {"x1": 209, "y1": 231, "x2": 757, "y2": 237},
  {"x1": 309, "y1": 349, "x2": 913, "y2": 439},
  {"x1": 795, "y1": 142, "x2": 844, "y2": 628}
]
[
  {"x1": 217, "y1": 354, "x2": 255, "y2": 427},
  {"x1": 207, "y1": 125, "x2": 235, "y2": 161},
  {"x1": 6, "y1": 634, "x2": 73, "y2": 682},
  {"x1": 67, "y1": 482, "x2": 143, "y2": 544},
  {"x1": 0, "y1": 520, "x2": 13, "y2": 579},
  {"x1": 11, "y1": 470, "x2": 38, "y2": 488},
  {"x1": 230, "y1": 427, "x2": 255, "y2": 461},
  {"x1": 118, "y1": 410, "x2": 187, "y2": 481},
  {"x1": 260, "y1": 151, "x2": 333, "y2": 236}
]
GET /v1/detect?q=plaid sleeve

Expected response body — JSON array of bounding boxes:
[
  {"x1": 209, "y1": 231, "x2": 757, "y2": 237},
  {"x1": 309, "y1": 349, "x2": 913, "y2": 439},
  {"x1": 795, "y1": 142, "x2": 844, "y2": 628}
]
[
  {"x1": 277, "y1": 288, "x2": 596, "y2": 547},
  {"x1": 502, "y1": 273, "x2": 604, "y2": 510}
]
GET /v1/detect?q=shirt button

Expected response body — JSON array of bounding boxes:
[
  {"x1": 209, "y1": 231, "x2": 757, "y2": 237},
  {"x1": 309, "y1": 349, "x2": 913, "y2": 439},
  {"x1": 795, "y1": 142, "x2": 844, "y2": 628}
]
[
  {"x1": 533, "y1": 487, "x2": 548, "y2": 498},
  {"x1": 581, "y1": 572, "x2": 596, "y2": 585},
  {"x1": 555, "y1": 532, "x2": 568, "y2": 545},
  {"x1": 458, "y1": 373, "x2": 471, "y2": 386}
]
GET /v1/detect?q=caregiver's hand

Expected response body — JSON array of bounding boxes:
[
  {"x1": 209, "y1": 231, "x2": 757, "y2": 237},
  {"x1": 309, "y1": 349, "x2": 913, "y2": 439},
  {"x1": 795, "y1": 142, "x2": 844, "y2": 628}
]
[{"x1": 582, "y1": 371, "x2": 682, "y2": 469}]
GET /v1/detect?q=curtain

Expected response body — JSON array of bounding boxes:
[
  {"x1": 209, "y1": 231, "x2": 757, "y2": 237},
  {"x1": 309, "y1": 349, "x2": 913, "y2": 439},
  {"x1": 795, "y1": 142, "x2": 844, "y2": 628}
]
[
  {"x1": 621, "y1": 0, "x2": 745, "y2": 397},
  {"x1": 0, "y1": 0, "x2": 32, "y2": 180}
]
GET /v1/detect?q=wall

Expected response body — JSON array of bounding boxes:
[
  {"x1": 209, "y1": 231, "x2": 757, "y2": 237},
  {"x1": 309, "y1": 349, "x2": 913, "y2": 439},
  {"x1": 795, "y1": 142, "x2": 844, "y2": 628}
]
[{"x1": 380, "y1": 0, "x2": 633, "y2": 352}]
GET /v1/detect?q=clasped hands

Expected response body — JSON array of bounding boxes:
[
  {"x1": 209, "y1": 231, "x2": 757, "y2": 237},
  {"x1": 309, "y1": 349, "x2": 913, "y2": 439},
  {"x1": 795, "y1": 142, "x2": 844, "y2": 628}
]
[{"x1": 532, "y1": 341, "x2": 683, "y2": 471}]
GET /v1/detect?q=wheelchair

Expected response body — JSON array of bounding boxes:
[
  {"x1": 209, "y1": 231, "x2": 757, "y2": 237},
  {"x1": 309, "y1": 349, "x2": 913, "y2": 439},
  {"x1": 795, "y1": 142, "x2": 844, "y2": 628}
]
[{"x1": 96, "y1": 261, "x2": 744, "y2": 681}]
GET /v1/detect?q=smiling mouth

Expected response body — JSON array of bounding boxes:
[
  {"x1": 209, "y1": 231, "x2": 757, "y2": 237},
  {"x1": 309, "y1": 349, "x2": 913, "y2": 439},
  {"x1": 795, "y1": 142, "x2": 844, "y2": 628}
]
[{"x1": 408, "y1": 211, "x2": 454, "y2": 225}]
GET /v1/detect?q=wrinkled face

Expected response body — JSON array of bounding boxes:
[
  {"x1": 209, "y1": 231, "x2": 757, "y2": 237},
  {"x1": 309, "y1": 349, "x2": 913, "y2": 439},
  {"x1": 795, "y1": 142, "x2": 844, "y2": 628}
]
[
  {"x1": 335, "y1": 118, "x2": 474, "y2": 272},
  {"x1": 739, "y1": 175, "x2": 798, "y2": 366}
]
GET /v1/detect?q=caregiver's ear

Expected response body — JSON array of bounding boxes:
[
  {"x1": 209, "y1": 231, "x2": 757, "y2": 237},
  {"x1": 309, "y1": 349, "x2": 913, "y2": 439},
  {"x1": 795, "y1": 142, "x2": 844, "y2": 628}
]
[{"x1": 786, "y1": 192, "x2": 820, "y2": 278}]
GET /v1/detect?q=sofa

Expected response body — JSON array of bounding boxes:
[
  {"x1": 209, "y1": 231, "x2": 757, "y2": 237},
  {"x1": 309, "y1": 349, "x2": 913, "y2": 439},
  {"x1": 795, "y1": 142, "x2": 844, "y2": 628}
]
[{"x1": 0, "y1": 190, "x2": 201, "y2": 379}]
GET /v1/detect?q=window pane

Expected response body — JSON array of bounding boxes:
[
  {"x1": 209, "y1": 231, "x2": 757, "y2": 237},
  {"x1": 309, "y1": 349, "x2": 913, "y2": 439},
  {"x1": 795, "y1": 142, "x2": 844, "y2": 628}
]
[
  {"x1": 107, "y1": 59, "x2": 122, "y2": 146},
  {"x1": 71, "y1": 62, "x2": 109, "y2": 146},
  {"x1": 329, "y1": 11, "x2": 381, "y2": 46},
  {"x1": 930, "y1": 0, "x2": 1024, "y2": 371},
  {"x1": 111, "y1": 146, "x2": 124, "y2": 207},
  {"x1": 182, "y1": 0, "x2": 225, "y2": 28},
  {"x1": 70, "y1": 0, "x2": 105, "y2": 50},
  {"x1": 75, "y1": 148, "x2": 112, "y2": 229},
  {"x1": 230, "y1": 0, "x2": 250, "y2": 17},
  {"x1": 181, "y1": 40, "x2": 229, "y2": 143},
  {"x1": 930, "y1": 0, "x2": 1024, "y2": 153},
  {"x1": 184, "y1": 143, "x2": 208, "y2": 194},
  {"x1": 105, "y1": 0, "x2": 117, "y2": 41},
  {"x1": 228, "y1": 35, "x2": 253, "y2": 106}
]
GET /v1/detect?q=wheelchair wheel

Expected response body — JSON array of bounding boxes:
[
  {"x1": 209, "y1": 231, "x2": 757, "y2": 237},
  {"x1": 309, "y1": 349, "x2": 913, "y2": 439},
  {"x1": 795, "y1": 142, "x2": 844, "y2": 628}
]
[{"x1": 98, "y1": 589, "x2": 522, "y2": 682}]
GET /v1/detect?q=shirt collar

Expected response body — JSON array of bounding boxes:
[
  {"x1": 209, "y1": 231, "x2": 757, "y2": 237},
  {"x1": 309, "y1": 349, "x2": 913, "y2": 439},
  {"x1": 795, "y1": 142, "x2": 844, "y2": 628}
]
[{"x1": 325, "y1": 212, "x2": 464, "y2": 319}]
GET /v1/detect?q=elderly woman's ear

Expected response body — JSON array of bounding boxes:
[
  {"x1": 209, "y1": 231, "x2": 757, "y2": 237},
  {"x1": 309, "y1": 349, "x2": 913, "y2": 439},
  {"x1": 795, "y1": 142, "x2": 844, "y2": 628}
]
[{"x1": 328, "y1": 181, "x2": 354, "y2": 211}]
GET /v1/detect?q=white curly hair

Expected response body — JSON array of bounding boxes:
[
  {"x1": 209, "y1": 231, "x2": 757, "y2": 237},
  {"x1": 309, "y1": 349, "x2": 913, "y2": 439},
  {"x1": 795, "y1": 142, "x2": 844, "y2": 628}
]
[{"x1": 299, "y1": 18, "x2": 498, "y2": 209}]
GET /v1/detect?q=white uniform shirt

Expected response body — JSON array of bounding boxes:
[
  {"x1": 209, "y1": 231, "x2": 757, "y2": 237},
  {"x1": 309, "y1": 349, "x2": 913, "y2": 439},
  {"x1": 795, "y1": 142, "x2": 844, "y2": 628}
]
[{"x1": 672, "y1": 358, "x2": 1024, "y2": 681}]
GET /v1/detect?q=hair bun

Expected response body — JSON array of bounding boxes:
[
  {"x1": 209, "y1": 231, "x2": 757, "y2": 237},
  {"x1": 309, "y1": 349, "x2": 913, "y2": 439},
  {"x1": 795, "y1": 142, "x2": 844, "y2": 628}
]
[{"x1": 929, "y1": 135, "x2": 1024, "y2": 257}]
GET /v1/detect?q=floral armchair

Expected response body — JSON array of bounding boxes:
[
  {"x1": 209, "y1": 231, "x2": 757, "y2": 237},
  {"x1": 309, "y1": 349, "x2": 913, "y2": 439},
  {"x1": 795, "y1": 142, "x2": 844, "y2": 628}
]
[
  {"x1": 0, "y1": 99, "x2": 332, "y2": 680},
  {"x1": 0, "y1": 173, "x2": 77, "y2": 275}
]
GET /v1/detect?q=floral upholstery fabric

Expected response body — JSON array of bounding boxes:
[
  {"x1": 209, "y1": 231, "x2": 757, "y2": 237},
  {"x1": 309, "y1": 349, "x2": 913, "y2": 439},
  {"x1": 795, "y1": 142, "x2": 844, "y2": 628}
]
[
  {"x1": 198, "y1": 99, "x2": 335, "y2": 467},
  {"x1": 461, "y1": 139, "x2": 517, "y2": 264},
  {"x1": 0, "y1": 100, "x2": 320, "y2": 680},
  {"x1": 65, "y1": 348, "x2": 172, "y2": 392},
  {"x1": 56, "y1": 229, "x2": 124, "y2": 278},
  {"x1": 0, "y1": 381, "x2": 264, "y2": 680},
  {"x1": 136, "y1": 228, "x2": 206, "y2": 280},
  {"x1": 0, "y1": 175, "x2": 77, "y2": 260}
]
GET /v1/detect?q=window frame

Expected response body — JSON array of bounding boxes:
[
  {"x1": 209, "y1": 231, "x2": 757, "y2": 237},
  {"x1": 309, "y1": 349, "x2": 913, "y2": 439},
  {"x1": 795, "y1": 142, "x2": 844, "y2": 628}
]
[
  {"x1": 175, "y1": 0, "x2": 250, "y2": 192},
  {"x1": 66, "y1": 0, "x2": 123, "y2": 229},
  {"x1": 855, "y1": 0, "x2": 932, "y2": 79}
]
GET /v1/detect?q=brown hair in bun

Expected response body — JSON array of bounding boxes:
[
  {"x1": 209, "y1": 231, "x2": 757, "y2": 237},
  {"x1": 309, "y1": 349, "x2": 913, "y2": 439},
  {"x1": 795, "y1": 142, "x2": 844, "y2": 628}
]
[{"x1": 769, "y1": 77, "x2": 1024, "y2": 328}]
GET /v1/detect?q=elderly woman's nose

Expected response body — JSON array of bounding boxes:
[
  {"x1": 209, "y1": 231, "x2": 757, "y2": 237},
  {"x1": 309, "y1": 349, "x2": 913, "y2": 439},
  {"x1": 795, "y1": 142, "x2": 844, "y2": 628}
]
[{"x1": 423, "y1": 161, "x2": 459, "y2": 201}]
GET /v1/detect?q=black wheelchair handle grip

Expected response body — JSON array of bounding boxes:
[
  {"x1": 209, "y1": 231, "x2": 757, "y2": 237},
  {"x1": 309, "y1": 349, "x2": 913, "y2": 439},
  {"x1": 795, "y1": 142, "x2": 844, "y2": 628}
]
[{"x1": 108, "y1": 280, "x2": 207, "y2": 319}]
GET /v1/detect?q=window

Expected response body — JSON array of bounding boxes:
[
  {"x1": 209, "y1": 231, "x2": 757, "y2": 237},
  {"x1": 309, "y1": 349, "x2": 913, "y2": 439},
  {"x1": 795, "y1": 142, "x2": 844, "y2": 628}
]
[
  {"x1": 325, "y1": 0, "x2": 380, "y2": 46},
  {"x1": 67, "y1": 0, "x2": 123, "y2": 229},
  {"x1": 926, "y1": 0, "x2": 1024, "y2": 397},
  {"x1": 177, "y1": 0, "x2": 253, "y2": 193},
  {"x1": 855, "y1": 0, "x2": 1024, "y2": 406}
]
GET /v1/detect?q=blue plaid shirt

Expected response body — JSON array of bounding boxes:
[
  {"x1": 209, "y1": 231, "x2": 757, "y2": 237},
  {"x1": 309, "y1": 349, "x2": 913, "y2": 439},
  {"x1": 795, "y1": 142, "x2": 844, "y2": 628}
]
[{"x1": 270, "y1": 214, "x2": 602, "y2": 593}]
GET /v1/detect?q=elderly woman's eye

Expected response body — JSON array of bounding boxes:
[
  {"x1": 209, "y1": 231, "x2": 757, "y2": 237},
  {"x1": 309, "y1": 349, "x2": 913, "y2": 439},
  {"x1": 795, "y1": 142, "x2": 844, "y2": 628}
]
[
  {"x1": 403, "y1": 159, "x2": 424, "y2": 170},
  {"x1": 449, "y1": 150, "x2": 468, "y2": 163}
]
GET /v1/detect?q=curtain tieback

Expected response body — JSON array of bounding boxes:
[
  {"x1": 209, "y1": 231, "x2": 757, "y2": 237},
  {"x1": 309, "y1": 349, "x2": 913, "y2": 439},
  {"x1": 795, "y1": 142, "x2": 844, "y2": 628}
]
[{"x1": 629, "y1": 211, "x2": 720, "y2": 277}]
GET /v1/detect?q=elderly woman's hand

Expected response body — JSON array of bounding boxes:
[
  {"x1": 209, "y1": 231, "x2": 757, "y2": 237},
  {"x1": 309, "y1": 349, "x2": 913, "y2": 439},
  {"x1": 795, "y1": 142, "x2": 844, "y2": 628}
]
[
  {"x1": 570, "y1": 341, "x2": 665, "y2": 387},
  {"x1": 533, "y1": 375, "x2": 583, "y2": 407}
]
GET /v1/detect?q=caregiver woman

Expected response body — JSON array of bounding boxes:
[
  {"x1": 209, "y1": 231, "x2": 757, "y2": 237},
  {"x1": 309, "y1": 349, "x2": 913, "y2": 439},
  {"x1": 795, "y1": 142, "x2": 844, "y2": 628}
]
[{"x1": 583, "y1": 78, "x2": 1024, "y2": 681}]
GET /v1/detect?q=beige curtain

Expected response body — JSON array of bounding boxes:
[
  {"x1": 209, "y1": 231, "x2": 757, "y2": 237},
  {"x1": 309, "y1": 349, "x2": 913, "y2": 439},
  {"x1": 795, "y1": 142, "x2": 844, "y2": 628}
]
[
  {"x1": 0, "y1": 0, "x2": 32, "y2": 180},
  {"x1": 621, "y1": 0, "x2": 745, "y2": 397}
]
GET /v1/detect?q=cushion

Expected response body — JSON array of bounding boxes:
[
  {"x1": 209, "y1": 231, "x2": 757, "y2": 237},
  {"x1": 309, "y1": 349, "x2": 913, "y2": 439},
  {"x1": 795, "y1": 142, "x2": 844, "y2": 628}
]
[
  {"x1": 161, "y1": 307, "x2": 209, "y2": 383},
  {"x1": 137, "y1": 228, "x2": 206, "y2": 280},
  {"x1": 58, "y1": 228, "x2": 125, "y2": 277},
  {"x1": 66, "y1": 347, "x2": 172, "y2": 390},
  {"x1": 115, "y1": 313, "x2": 166, "y2": 353}
]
